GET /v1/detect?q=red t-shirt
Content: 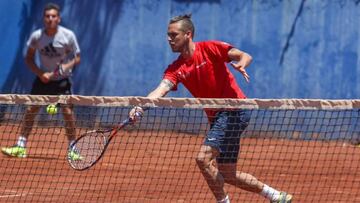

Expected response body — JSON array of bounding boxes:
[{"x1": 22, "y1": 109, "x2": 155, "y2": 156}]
[{"x1": 164, "y1": 41, "x2": 247, "y2": 119}]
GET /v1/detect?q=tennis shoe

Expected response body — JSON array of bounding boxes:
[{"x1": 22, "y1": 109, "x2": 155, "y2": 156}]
[
  {"x1": 271, "y1": 192, "x2": 293, "y2": 203},
  {"x1": 1, "y1": 145, "x2": 27, "y2": 158},
  {"x1": 68, "y1": 149, "x2": 83, "y2": 161}
]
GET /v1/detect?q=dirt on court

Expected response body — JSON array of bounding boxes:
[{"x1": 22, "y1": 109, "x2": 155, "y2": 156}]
[{"x1": 0, "y1": 125, "x2": 359, "y2": 203}]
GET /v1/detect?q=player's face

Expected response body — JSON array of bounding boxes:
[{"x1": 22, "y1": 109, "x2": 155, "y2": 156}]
[
  {"x1": 167, "y1": 22, "x2": 190, "y2": 52},
  {"x1": 43, "y1": 9, "x2": 60, "y2": 30}
]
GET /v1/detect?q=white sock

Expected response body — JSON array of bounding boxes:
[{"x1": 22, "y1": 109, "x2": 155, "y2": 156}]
[
  {"x1": 217, "y1": 195, "x2": 230, "y2": 203},
  {"x1": 261, "y1": 184, "x2": 281, "y2": 201},
  {"x1": 69, "y1": 140, "x2": 75, "y2": 149},
  {"x1": 16, "y1": 136, "x2": 27, "y2": 148}
]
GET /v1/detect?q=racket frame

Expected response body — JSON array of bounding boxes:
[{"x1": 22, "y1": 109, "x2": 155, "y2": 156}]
[{"x1": 68, "y1": 117, "x2": 132, "y2": 170}]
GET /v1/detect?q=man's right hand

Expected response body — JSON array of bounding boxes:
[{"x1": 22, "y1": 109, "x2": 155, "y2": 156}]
[
  {"x1": 129, "y1": 106, "x2": 144, "y2": 122},
  {"x1": 39, "y1": 72, "x2": 52, "y2": 83}
]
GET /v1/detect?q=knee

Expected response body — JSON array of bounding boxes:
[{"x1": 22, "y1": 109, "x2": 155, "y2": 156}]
[
  {"x1": 195, "y1": 156, "x2": 205, "y2": 167},
  {"x1": 62, "y1": 107, "x2": 74, "y2": 118},
  {"x1": 62, "y1": 107, "x2": 72, "y2": 114},
  {"x1": 195, "y1": 156, "x2": 211, "y2": 170},
  {"x1": 196, "y1": 145, "x2": 218, "y2": 170},
  {"x1": 27, "y1": 106, "x2": 40, "y2": 114}
]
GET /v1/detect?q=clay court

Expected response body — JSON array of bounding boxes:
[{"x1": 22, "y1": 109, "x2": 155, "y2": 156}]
[{"x1": 1, "y1": 124, "x2": 359, "y2": 203}]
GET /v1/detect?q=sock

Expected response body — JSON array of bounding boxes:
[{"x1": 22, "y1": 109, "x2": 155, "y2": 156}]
[
  {"x1": 217, "y1": 195, "x2": 230, "y2": 203},
  {"x1": 261, "y1": 184, "x2": 281, "y2": 201},
  {"x1": 16, "y1": 136, "x2": 27, "y2": 148},
  {"x1": 69, "y1": 140, "x2": 75, "y2": 150}
]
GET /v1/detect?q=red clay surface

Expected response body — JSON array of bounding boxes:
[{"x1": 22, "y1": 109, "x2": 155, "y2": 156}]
[{"x1": 0, "y1": 125, "x2": 359, "y2": 202}]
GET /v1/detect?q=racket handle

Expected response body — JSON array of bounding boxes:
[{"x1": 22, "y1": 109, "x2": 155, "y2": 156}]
[
  {"x1": 134, "y1": 111, "x2": 143, "y2": 119},
  {"x1": 129, "y1": 106, "x2": 149, "y2": 123},
  {"x1": 127, "y1": 109, "x2": 142, "y2": 123}
]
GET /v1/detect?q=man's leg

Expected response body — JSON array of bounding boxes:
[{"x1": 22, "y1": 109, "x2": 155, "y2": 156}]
[
  {"x1": 218, "y1": 164, "x2": 263, "y2": 193},
  {"x1": 218, "y1": 164, "x2": 292, "y2": 202},
  {"x1": 61, "y1": 105, "x2": 82, "y2": 161},
  {"x1": 196, "y1": 145, "x2": 228, "y2": 202},
  {"x1": 20, "y1": 106, "x2": 41, "y2": 139},
  {"x1": 61, "y1": 105, "x2": 76, "y2": 142},
  {"x1": 214, "y1": 109, "x2": 292, "y2": 202},
  {"x1": 1, "y1": 105, "x2": 40, "y2": 157}
]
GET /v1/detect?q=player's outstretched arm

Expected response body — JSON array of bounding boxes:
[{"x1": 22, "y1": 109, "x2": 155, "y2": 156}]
[
  {"x1": 129, "y1": 79, "x2": 174, "y2": 120},
  {"x1": 147, "y1": 79, "x2": 174, "y2": 98}
]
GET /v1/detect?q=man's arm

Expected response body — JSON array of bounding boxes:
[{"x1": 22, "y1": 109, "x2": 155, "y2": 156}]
[
  {"x1": 129, "y1": 79, "x2": 174, "y2": 119},
  {"x1": 147, "y1": 79, "x2": 174, "y2": 98},
  {"x1": 61, "y1": 53, "x2": 81, "y2": 73},
  {"x1": 61, "y1": 31, "x2": 81, "y2": 73},
  {"x1": 228, "y1": 48, "x2": 252, "y2": 83},
  {"x1": 25, "y1": 47, "x2": 52, "y2": 83}
]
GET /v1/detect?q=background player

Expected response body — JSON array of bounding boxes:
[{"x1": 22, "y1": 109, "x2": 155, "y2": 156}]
[{"x1": 1, "y1": 3, "x2": 82, "y2": 161}]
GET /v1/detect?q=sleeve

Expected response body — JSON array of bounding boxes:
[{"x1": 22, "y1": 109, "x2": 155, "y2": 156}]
[
  {"x1": 68, "y1": 31, "x2": 81, "y2": 54},
  {"x1": 26, "y1": 31, "x2": 39, "y2": 50},
  {"x1": 163, "y1": 64, "x2": 180, "y2": 91},
  {"x1": 206, "y1": 41, "x2": 234, "y2": 63}
]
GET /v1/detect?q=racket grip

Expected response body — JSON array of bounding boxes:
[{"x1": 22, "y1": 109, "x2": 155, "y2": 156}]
[
  {"x1": 130, "y1": 106, "x2": 149, "y2": 123},
  {"x1": 134, "y1": 111, "x2": 143, "y2": 119}
]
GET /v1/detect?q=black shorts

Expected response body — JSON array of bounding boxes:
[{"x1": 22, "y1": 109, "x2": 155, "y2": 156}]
[{"x1": 30, "y1": 77, "x2": 72, "y2": 95}]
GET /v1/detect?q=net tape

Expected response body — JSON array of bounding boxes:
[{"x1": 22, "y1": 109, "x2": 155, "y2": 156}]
[{"x1": 0, "y1": 94, "x2": 359, "y2": 109}]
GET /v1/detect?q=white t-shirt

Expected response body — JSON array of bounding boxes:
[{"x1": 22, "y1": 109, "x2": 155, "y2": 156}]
[{"x1": 26, "y1": 25, "x2": 80, "y2": 80}]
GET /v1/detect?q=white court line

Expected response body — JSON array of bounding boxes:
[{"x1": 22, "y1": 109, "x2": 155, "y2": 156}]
[
  {"x1": 0, "y1": 189, "x2": 32, "y2": 199},
  {"x1": 0, "y1": 194, "x2": 24, "y2": 198}
]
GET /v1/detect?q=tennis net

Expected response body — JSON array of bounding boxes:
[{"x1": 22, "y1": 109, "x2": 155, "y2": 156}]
[{"x1": 0, "y1": 94, "x2": 359, "y2": 202}]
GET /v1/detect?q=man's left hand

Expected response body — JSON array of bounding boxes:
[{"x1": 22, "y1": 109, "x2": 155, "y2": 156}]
[{"x1": 230, "y1": 62, "x2": 250, "y2": 83}]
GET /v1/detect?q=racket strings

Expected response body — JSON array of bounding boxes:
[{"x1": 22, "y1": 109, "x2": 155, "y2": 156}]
[{"x1": 69, "y1": 131, "x2": 108, "y2": 170}]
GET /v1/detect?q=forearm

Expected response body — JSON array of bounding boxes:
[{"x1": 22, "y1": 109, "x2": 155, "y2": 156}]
[
  {"x1": 25, "y1": 58, "x2": 44, "y2": 77},
  {"x1": 129, "y1": 79, "x2": 173, "y2": 119},
  {"x1": 228, "y1": 48, "x2": 252, "y2": 68},
  {"x1": 147, "y1": 79, "x2": 174, "y2": 98},
  {"x1": 147, "y1": 87, "x2": 169, "y2": 98},
  {"x1": 238, "y1": 52, "x2": 252, "y2": 68},
  {"x1": 228, "y1": 48, "x2": 252, "y2": 82},
  {"x1": 147, "y1": 87, "x2": 168, "y2": 98},
  {"x1": 61, "y1": 54, "x2": 81, "y2": 72}
]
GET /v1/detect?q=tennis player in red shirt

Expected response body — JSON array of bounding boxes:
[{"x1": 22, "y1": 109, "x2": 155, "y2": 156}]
[{"x1": 130, "y1": 14, "x2": 292, "y2": 203}]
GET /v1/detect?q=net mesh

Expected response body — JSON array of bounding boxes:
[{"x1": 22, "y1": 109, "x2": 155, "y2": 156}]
[{"x1": 0, "y1": 95, "x2": 359, "y2": 202}]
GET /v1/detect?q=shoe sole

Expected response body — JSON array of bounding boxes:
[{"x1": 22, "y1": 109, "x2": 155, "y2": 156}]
[{"x1": 1, "y1": 150, "x2": 27, "y2": 158}]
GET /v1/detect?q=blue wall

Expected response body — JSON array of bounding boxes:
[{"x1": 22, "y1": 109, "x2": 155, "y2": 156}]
[{"x1": 1, "y1": 0, "x2": 360, "y2": 99}]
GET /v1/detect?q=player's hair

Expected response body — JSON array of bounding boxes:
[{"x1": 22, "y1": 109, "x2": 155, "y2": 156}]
[
  {"x1": 169, "y1": 14, "x2": 195, "y2": 38},
  {"x1": 43, "y1": 2, "x2": 61, "y2": 16}
]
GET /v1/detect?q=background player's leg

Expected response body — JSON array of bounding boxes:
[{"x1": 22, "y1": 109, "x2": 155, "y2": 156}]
[
  {"x1": 1, "y1": 105, "x2": 41, "y2": 158},
  {"x1": 62, "y1": 105, "x2": 82, "y2": 161},
  {"x1": 20, "y1": 105, "x2": 41, "y2": 139},
  {"x1": 62, "y1": 105, "x2": 76, "y2": 142}
]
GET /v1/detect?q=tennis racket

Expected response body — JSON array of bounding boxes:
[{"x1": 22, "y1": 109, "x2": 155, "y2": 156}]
[
  {"x1": 54, "y1": 50, "x2": 78, "y2": 78},
  {"x1": 68, "y1": 111, "x2": 143, "y2": 170}
]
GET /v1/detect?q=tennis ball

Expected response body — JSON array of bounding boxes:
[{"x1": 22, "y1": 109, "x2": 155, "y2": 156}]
[{"x1": 46, "y1": 104, "x2": 58, "y2": 115}]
